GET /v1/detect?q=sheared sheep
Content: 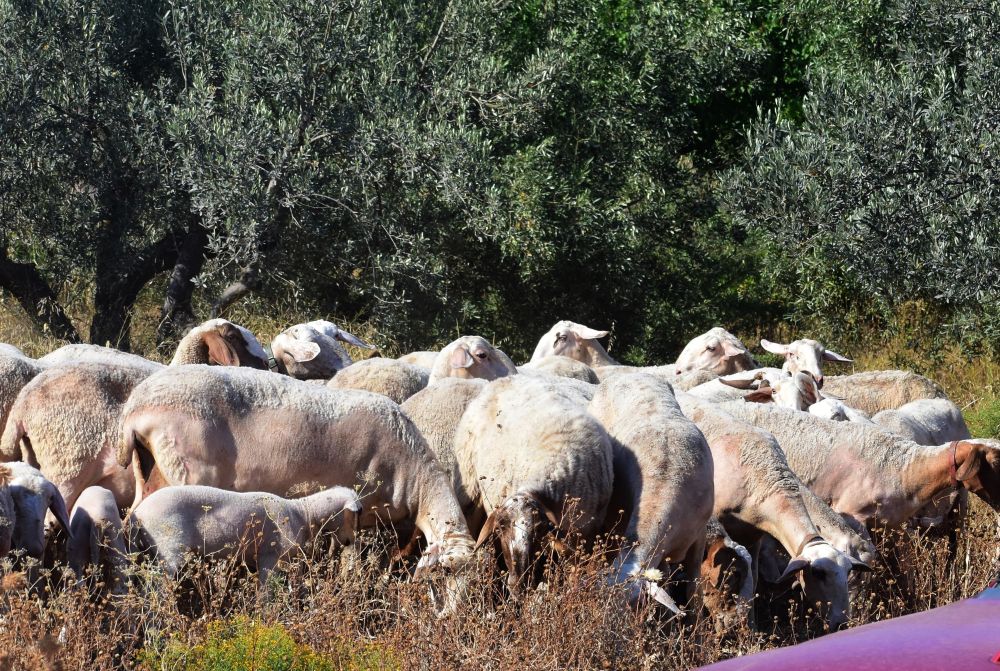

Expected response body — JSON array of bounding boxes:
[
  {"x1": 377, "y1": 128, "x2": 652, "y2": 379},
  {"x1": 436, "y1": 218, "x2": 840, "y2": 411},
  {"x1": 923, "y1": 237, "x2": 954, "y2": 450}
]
[
  {"x1": 271, "y1": 320, "x2": 375, "y2": 379},
  {"x1": 760, "y1": 338, "x2": 852, "y2": 386},
  {"x1": 456, "y1": 375, "x2": 613, "y2": 595},
  {"x1": 128, "y1": 484, "x2": 360, "y2": 585},
  {"x1": 428, "y1": 336, "x2": 518, "y2": 385},
  {"x1": 398, "y1": 351, "x2": 439, "y2": 369},
  {"x1": 821, "y1": 370, "x2": 946, "y2": 415},
  {"x1": 530, "y1": 320, "x2": 618, "y2": 367},
  {"x1": 518, "y1": 356, "x2": 599, "y2": 384},
  {"x1": 68, "y1": 486, "x2": 128, "y2": 596},
  {"x1": 118, "y1": 365, "x2": 476, "y2": 573},
  {"x1": 674, "y1": 327, "x2": 757, "y2": 376},
  {"x1": 589, "y1": 373, "x2": 714, "y2": 613},
  {"x1": 326, "y1": 357, "x2": 429, "y2": 404},
  {"x1": 6, "y1": 461, "x2": 71, "y2": 560},
  {"x1": 0, "y1": 347, "x2": 45, "y2": 443}
]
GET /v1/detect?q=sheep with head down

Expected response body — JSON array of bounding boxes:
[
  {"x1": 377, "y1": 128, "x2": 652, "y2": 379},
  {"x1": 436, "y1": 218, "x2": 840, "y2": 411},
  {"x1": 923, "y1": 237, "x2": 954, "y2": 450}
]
[
  {"x1": 271, "y1": 320, "x2": 375, "y2": 380},
  {"x1": 427, "y1": 336, "x2": 518, "y2": 385}
]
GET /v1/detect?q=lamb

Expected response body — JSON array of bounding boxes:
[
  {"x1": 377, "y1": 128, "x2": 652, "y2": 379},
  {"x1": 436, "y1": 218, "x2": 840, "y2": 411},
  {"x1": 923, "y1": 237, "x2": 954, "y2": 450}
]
[
  {"x1": 589, "y1": 373, "x2": 714, "y2": 612},
  {"x1": 128, "y1": 485, "x2": 361, "y2": 585},
  {"x1": 271, "y1": 320, "x2": 375, "y2": 379},
  {"x1": 427, "y1": 336, "x2": 518, "y2": 386},
  {"x1": 118, "y1": 365, "x2": 476, "y2": 572},
  {"x1": 759, "y1": 338, "x2": 852, "y2": 386},
  {"x1": 0, "y1": 347, "x2": 45, "y2": 440},
  {"x1": 702, "y1": 518, "x2": 754, "y2": 631},
  {"x1": 455, "y1": 375, "x2": 614, "y2": 595},
  {"x1": 676, "y1": 393, "x2": 868, "y2": 630},
  {"x1": 529, "y1": 320, "x2": 618, "y2": 367},
  {"x1": 518, "y1": 356, "x2": 599, "y2": 384},
  {"x1": 717, "y1": 402, "x2": 1000, "y2": 529},
  {"x1": 400, "y1": 378, "x2": 487, "y2": 485},
  {"x1": 673, "y1": 327, "x2": 758, "y2": 376},
  {"x1": 820, "y1": 370, "x2": 946, "y2": 415},
  {"x1": 398, "y1": 351, "x2": 439, "y2": 369},
  {"x1": 0, "y1": 358, "x2": 164, "y2": 510},
  {"x1": 68, "y1": 486, "x2": 129, "y2": 596},
  {"x1": 6, "y1": 461, "x2": 71, "y2": 561},
  {"x1": 326, "y1": 357, "x2": 430, "y2": 404}
]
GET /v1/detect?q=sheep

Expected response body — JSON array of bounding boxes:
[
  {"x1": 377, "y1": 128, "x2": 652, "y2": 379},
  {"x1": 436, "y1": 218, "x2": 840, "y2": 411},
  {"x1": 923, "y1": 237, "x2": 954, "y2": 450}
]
[
  {"x1": 118, "y1": 365, "x2": 476, "y2": 573},
  {"x1": 0, "y1": 343, "x2": 25, "y2": 357},
  {"x1": 820, "y1": 370, "x2": 946, "y2": 415},
  {"x1": 0, "y1": 465, "x2": 15, "y2": 558},
  {"x1": 6, "y1": 461, "x2": 71, "y2": 561},
  {"x1": 398, "y1": 351, "x2": 439, "y2": 369},
  {"x1": 759, "y1": 338, "x2": 853, "y2": 386},
  {"x1": 676, "y1": 392, "x2": 868, "y2": 630},
  {"x1": 271, "y1": 320, "x2": 375, "y2": 380},
  {"x1": 455, "y1": 375, "x2": 614, "y2": 595},
  {"x1": 702, "y1": 517, "x2": 754, "y2": 631},
  {"x1": 530, "y1": 320, "x2": 618, "y2": 367},
  {"x1": 68, "y1": 486, "x2": 129, "y2": 596},
  {"x1": 808, "y1": 397, "x2": 874, "y2": 424},
  {"x1": 128, "y1": 484, "x2": 360, "y2": 585},
  {"x1": 0, "y1": 347, "x2": 45, "y2": 444},
  {"x1": 589, "y1": 373, "x2": 714, "y2": 613},
  {"x1": 400, "y1": 378, "x2": 487, "y2": 487},
  {"x1": 326, "y1": 357, "x2": 429, "y2": 404},
  {"x1": 39, "y1": 344, "x2": 156, "y2": 368},
  {"x1": 687, "y1": 367, "x2": 789, "y2": 403},
  {"x1": 593, "y1": 365, "x2": 717, "y2": 391},
  {"x1": 518, "y1": 355, "x2": 599, "y2": 384},
  {"x1": 428, "y1": 336, "x2": 518, "y2": 386},
  {"x1": 673, "y1": 327, "x2": 758, "y2": 376},
  {"x1": 716, "y1": 401, "x2": 1000, "y2": 530},
  {"x1": 0, "y1": 359, "x2": 163, "y2": 511}
]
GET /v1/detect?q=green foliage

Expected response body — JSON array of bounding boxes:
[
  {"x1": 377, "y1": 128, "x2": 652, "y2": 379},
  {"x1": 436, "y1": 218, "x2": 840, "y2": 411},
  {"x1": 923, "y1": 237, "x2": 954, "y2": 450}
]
[
  {"x1": 965, "y1": 395, "x2": 1000, "y2": 440},
  {"x1": 140, "y1": 617, "x2": 398, "y2": 671}
]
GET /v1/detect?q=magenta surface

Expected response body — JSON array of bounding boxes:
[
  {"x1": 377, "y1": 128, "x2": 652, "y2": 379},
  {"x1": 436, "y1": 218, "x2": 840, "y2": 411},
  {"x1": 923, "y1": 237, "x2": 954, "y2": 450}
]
[{"x1": 698, "y1": 591, "x2": 1000, "y2": 671}]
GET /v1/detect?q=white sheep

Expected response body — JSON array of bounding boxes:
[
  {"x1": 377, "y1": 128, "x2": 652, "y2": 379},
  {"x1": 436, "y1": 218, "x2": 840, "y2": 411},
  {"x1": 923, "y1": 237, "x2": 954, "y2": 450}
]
[
  {"x1": 0, "y1": 347, "x2": 45, "y2": 444},
  {"x1": 118, "y1": 365, "x2": 476, "y2": 573},
  {"x1": 517, "y1": 355, "x2": 599, "y2": 384},
  {"x1": 687, "y1": 367, "x2": 789, "y2": 403},
  {"x1": 759, "y1": 338, "x2": 852, "y2": 386},
  {"x1": 673, "y1": 327, "x2": 758, "y2": 376},
  {"x1": 271, "y1": 320, "x2": 375, "y2": 379},
  {"x1": 427, "y1": 336, "x2": 518, "y2": 385},
  {"x1": 808, "y1": 397, "x2": 874, "y2": 424},
  {"x1": 6, "y1": 461, "x2": 71, "y2": 560},
  {"x1": 128, "y1": 484, "x2": 361, "y2": 585},
  {"x1": 0, "y1": 359, "x2": 163, "y2": 511},
  {"x1": 820, "y1": 370, "x2": 946, "y2": 416},
  {"x1": 530, "y1": 320, "x2": 618, "y2": 367},
  {"x1": 455, "y1": 375, "x2": 614, "y2": 595},
  {"x1": 68, "y1": 486, "x2": 129, "y2": 596},
  {"x1": 589, "y1": 373, "x2": 714, "y2": 613},
  {"x1": 326, "y1": 357, "x2": 430, "y2": 404}
]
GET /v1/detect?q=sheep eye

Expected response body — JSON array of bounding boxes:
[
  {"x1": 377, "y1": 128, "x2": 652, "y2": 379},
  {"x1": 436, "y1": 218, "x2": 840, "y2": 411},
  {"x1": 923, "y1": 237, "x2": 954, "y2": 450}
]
[
  {"x1": 555, "y1": 334, "x2": 567, "y2": 342},
  {"x1": 477, "y1": 352, "x2": 488, "y2": 360},
  {"x1": 706, "y1": 345, "x2": 716, "y2": 352}
]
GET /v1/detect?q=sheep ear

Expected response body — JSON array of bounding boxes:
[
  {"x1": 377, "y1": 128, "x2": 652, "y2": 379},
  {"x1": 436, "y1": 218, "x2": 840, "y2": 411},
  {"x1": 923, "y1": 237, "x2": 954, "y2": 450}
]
[
  {"x1": 48, "y1": 486, "x2": 71, "y2": 537},
  {"x1": 776, "y1": 557, "x2": 810, "y2": 583},
  {"x1": 720, "y1": 340, "x2": 745, "y2": 359},
  {"x1": 450, "y1": 347, "x2": 474, "y2": 370},
  {"x1": 474, "y1": 512, "x2": 497, "y2": 551},
  {"x1": 760, "y1": 339, "x2": 789, "y2": 355},
  {"x1": 718, "y1": 377, "x2": 757, "y2": 390},
  {"x1": 823, "y1": 349, "x2": 852, "y2": 363},
  {"x1": 646, "y1": 580, "x2": 683, "y2": 615},
  {"x1": 204, "y1": 330, "x2": 240, "y2": 366},
  {"x1": 336, "y1": 330, "x2": 376, "y2": 350},
  {"x1": 286, "y1": 340, "x2": 321, "y2": 363},
  {"x1": 569, "y1": 324, "x2": 609, "y2": 340},
  {"x1": 955, "y1": 442, "x2": 984, "y2": 482},
  {"x1": 744, "y1": 388, "x2": 774, "y2": 404}
]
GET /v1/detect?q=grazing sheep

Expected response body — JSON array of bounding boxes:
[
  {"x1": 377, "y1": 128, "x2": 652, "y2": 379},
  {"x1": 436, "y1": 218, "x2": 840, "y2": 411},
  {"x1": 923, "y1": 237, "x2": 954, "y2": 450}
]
[
  {"x1": 400, "y1": 378, "x2": 487, "y2": 485},
  {"x1": 518, "y1": 356, "x2": 599, "y2": 384},
  {"x1": 820, "y1": 370, "x2": 946, "y2": 415},
  {"x1": 759, "y1": 338, "x2": 852, "y2": 386},
  {"x1": 171, "y1": 318, "x2": 268, "y2": 368},
  {"x1": 702, "y1": 518, "x2": 754, "y2": 631},
  {"x1": 0, "y1": 465, "x2": 15, "y2": 558},
  {"x1": 128, "y1": 485, "x2": 360, "y2": 585},
  {"x1": 0, "y1": 348, "x2": 44, "y2": 446},
  {"x1": 456, "y1": 375, "x2": 614, "y2": 595},
  {"x1": 118, "y1": 366, "x2": 476, "y2": 572},
  {"x1": 68, "y1": 486, "x2": 128, "y2": 596},
  {"x1": 0, "y1": 359, "x2": 163, "y2": 510},
  {"x1": 327, "y1": 357, "x2": 429, "y2": 404},
  {"x1": 271, "y1": 320, "x2": 375, "y2": 380},
  {"x1": 674, "y1": 327, "x2": 758, "y2": 376},
  {"x1": 398, "y1": 351, "x2": 439, "y2": 369},
  {"x1": 6, "y1": 461, "x2": 71, "y2": 560},
  {"x1": 428, "y1": 336, "x2": 518, "y2": 385},
  {"x1": 589, "y1": 373, "x2": 714, "y2": 612},
  {"x1": 530, "y1": 320, "x2": 618, "y2": 367},
  {"x1": 718, "y1": 402, "x2": 1000, "y2": 529},
  {"x1": 676, "y1": 393, "x2": 867, "y2": 630}
]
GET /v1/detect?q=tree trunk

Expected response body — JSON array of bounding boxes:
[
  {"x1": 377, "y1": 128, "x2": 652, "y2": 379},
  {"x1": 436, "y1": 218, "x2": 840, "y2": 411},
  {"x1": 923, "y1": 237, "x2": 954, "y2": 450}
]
[
  {"x1": 157, "y1": 225, "x2": 209, "y2": 350},
  {"x1": 0, "y1": 245, "x2": 80, "y2": 343}
]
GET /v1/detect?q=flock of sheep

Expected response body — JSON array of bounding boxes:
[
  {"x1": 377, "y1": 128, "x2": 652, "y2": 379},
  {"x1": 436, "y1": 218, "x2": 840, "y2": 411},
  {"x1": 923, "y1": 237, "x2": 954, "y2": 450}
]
[{"x1": 0, "y1": 317, "x2": 997, "y2": 637}]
